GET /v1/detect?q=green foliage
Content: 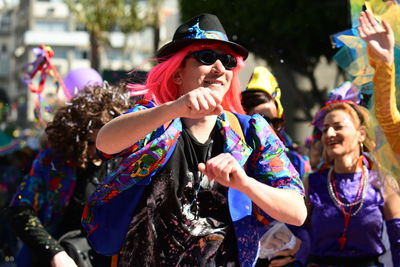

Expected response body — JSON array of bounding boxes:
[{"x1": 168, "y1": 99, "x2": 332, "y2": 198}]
[
  {"x1": 146, "y1": 0, "x2": 164, "y2": 27},
  {"x1": 179, "y1": 0, "x2": 350, "y2": 73},
  {"x1": 64, "y1": 0, "x2": 147, "y2": 70},
  {"x1": 65, "y1": 0, "x2": 124, "y2": 34},
  {"x1": 119, "y1": 0, "x2": 146, "y2": 34}
]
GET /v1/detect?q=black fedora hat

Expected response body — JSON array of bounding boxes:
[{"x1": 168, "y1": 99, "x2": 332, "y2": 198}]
[{"x1": 156, "y1": 13, "x2": 248, "y2": 60}]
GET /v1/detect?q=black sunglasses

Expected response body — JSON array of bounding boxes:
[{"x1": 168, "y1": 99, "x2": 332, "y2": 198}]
[{"x1": 188, "y1": 50, "x2": 237, "y2": 70}]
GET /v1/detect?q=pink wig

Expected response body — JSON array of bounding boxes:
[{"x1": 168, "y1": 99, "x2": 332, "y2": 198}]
[{"x1": 129, "y1": 41, "x2": 246, "y2": 114}]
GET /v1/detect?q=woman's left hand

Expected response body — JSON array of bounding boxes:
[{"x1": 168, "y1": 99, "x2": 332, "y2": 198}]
[{"x1": 198, "y1": 153, "x2": 248, "y2": 191}]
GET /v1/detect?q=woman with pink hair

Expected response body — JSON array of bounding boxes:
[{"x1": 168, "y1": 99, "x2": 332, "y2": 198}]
[{"x1": 83, "y1": 14, "x2": 306, "y2": 266}]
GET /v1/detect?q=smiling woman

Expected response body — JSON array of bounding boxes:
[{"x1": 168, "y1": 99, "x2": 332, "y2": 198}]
[
  {"x1": 82, "y1": 13, "x2": 307, "y2": 267},
  {"x1": 302, "y1": 100, "x2": 400, "y2": 266},
  {"x1": 321, "y1": 103, "x2": 370, "y2": 167}
]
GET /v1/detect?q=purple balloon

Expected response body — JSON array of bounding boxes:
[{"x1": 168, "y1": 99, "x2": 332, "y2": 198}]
[{"x1": 63, "y1": 67, "x2": 103, "y2": 99}]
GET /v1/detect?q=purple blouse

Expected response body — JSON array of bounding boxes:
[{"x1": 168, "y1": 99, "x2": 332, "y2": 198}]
[{"x1": 308, "y1": 168, "x2": 385, "y2": 258}]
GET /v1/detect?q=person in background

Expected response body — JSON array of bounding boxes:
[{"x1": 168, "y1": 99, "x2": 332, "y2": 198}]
[
  {"x1": 7, "y1": 84, "x2": 136, "y2": 267},
  {"x1": 241, "y1": 66, "x2": 311, "y2": 179},
  {"x1": 241, "y1": 66, "x2": 311, "y2": 266},
  {"x1": 307, "y1": 80, "x2": 361, "y2": 173},
  {"x1": 304, "y1": 98, "x2": 400, "y2": 266},
  {"x1": 304, "y1": 128, "x2": 323, "y2": 171},
  {"x1": 358, "y1": 10, "x2": 400, "y2": 267},
  {"x1": 82, "y1": 13, "x2": 306, "y2": 267},
  {"x1": 359, "y1": 10, "x2": 400, "y2": 156},
  {"x1": 1, "y1": 146, "x2": 38, "y2": 265}
]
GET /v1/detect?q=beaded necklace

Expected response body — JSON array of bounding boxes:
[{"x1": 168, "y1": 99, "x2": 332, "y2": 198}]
[{"x1": 327, "y1": 157, "x2": 369, "y2": 249}]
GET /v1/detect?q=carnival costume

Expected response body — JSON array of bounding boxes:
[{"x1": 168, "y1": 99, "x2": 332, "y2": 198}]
[
  {"x1": 306, "y1": 154, "x2": 400, "y2": 267},
  {"x1": 242, "y1": 66, "x2": 311, "y2": 266},
  {"x1": 369, "y1": 43, "x2": 400, "y2": 267},
  {"x1": 82, "y1": 100, "x2": 305, "y2": 267},
  {"x1": 244, "y1": 66, "x2": 311, "y2": 179},
  {"x1": 8, "y1": 148, "x2": 112, "y2": 267},
  {"x1": 8, "y1": 149, "x2": 76, "y2": 266},
  {"x1": 369, "y1": 49, "x2": 400, "y2": 155}
]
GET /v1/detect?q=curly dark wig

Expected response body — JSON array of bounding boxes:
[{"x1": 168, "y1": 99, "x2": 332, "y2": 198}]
[{"x1": 45, "y1": 83, "x2": 137, "y2": 168}]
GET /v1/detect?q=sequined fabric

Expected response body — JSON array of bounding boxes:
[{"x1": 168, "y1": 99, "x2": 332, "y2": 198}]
[
  {"x1": 9, "y1": 149, "x2": 77, "y2": 233},
  {"x1": 8, "y1": 149, "x2": 77, "y2": 265}
]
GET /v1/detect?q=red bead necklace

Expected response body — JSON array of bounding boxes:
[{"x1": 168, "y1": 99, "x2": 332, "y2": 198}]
[{"x1": 327, "y1": 156, "x2": 368, "y2": 250}]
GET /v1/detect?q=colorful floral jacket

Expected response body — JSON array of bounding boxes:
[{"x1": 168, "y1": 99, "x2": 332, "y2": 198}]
[
  {"x1": 82, "y1": 100, "x2": 304, "y2": 267},
  {"x1": 9, "y1": 149, "x2": 77, "y2": 234},
  {"x1": 278, "y1": 129, "x2": 311, "y2": 179}
]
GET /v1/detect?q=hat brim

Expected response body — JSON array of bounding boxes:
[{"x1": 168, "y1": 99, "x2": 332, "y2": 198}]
[{"x1": 156, "y1": 39, "x2": 248, "y2": 62}]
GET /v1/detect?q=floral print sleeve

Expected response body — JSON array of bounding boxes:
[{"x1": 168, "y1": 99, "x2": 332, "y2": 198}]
[
  {"x1": 7, "y1": 150, "x2": 70, "y2": 261},
  {"x1": 9, "y1": 152, "x2": 46, "y2": 211},
  {"x1": 97, "y1": 100, "x2": 165, "y2": 160},
  {"x1": 249, "y1": 114, "x2": 304, "y2": 195},
  {"x1": 9, "y1": 149, "x2": 76, "y2": 230}
]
